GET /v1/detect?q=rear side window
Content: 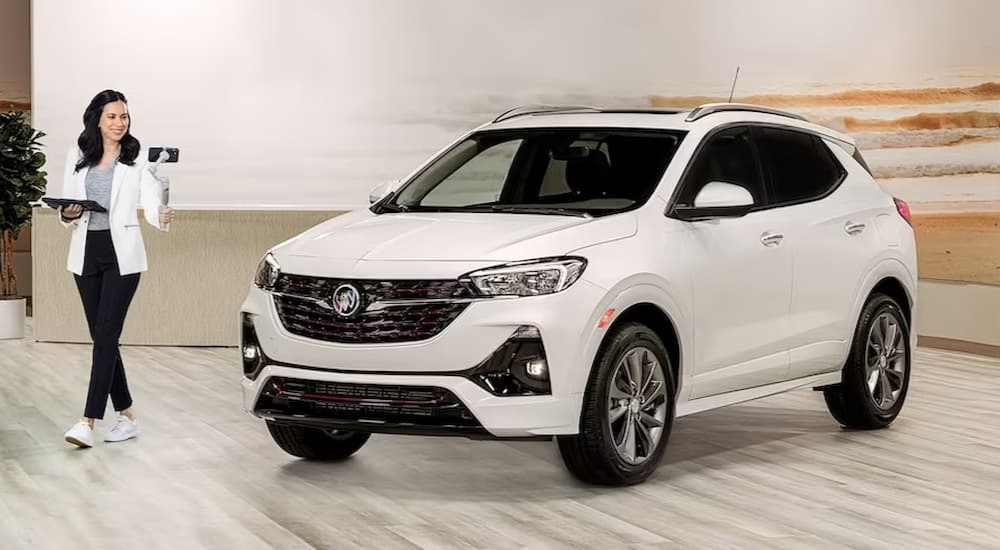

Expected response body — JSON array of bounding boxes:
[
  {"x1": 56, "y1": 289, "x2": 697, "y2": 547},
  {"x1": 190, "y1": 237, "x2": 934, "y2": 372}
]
[{"x1": 755, "y1": 127, "x2": 846, "y2": 205}]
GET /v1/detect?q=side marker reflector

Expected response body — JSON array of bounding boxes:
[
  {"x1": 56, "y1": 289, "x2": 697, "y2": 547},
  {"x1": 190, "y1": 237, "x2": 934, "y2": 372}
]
[{"x1": 597, "y1": 308, "x2": 616, "y2": 329}]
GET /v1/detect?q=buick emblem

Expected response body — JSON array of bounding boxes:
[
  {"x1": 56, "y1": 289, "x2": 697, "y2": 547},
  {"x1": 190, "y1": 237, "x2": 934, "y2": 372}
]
[{"x1": 331, "y1": 284, "x2": 363, "y2": 317}]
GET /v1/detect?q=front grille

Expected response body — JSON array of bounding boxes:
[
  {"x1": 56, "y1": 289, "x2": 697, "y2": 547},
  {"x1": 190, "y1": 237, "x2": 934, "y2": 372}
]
[
  {"x1": 255, "y1": 377, "x2": 483, "y2": 429},
  {"x1": 273, "y1": 274, "x2": 473, "y2": 344}
]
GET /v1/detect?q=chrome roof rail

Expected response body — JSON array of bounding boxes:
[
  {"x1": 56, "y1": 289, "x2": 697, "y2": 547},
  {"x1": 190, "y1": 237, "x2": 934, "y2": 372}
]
[
  {"x1": 599, "y1": 107, "x2": 686, "y2": 115},
  {"x1": 492, "y1": 104, "x2": 602, "y2": 123},
  {"x1": 685, "y1": 103, "x2": 808, "y2": 123}
]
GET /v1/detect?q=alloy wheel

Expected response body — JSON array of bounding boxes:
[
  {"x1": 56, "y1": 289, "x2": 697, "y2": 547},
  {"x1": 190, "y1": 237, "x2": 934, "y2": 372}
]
[
  {"x1": 607, "y1": 346, "x2": 668, "y2": 465},
  {"x1": 865, "y1": 312, "x2": 908, "y2": 411}
]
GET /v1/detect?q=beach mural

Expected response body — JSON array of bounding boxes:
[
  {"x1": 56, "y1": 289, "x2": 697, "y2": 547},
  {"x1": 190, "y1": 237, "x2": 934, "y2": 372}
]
[
  {"x1": 647, "y1": 74, "x2": 1000, "y2": 285},
  {"x1": 656, "y1": 82, "x2": 1000, "y2": 176},
  {"x1": 649, "y1": 76, "x2": 1000, "y2": 205}
]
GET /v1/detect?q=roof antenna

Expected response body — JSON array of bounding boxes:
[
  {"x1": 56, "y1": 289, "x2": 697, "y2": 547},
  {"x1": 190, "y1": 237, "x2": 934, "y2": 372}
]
[{"x1": 728, "y1": 66, "x2": 741, "y2": 103}]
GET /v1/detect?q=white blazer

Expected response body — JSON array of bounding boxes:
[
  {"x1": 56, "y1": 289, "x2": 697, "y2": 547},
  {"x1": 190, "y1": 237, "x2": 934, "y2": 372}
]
[{"x1": 60, "y1": 146, "x2": 165, "y2": 276}]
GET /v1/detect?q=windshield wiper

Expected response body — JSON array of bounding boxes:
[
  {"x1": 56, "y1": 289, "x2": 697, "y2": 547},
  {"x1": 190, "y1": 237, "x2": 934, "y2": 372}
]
[
  {"x1": 486, "y1": 205, "x2": 590, "y2": 218},
  {"x1": 377, "y1": 203, "x2": 588, "y2": 217},
  {"x1": 376, "y1": 201, "x2": 411, "y2": 213}
]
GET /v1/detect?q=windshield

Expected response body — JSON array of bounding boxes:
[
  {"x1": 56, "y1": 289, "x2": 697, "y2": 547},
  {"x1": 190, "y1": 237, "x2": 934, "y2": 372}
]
[{"x1": 376, "y1": 128, "x2": 686, "y2": 217}]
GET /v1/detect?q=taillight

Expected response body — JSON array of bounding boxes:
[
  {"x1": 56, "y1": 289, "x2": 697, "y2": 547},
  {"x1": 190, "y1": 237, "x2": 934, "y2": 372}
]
[{"x1": 893, "y1": 197, "x2": 912, "y2": 226}]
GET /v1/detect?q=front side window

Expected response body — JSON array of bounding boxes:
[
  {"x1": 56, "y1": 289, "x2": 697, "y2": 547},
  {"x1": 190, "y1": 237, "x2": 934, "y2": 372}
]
[
  {"x1": 676, "y1": 126, "x2": 765, "y2": 207},
  {"x1": 380, "y1": 128, "x2": 685, "y2": 217}
]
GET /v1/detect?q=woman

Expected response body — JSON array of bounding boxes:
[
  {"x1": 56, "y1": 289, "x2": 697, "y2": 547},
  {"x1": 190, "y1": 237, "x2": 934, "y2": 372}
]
[{"x1": 58, "y1": 89, "x2": 175, "y2": 448}]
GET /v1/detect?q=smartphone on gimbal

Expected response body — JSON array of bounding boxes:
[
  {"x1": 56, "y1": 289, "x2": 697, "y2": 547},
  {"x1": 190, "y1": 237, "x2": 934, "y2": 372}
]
[{"x1": 148, "y1": 147, "x2": 179, "y2": 163}]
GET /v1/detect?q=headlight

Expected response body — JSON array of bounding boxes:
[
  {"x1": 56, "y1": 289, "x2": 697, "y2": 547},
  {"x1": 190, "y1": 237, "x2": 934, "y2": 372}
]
[
  {"x1": 254, "y1": 253, "x2": 280, "y2": 290},
  {"x1": 461, "y1": 257, "x2": 586, "y2": 297}
]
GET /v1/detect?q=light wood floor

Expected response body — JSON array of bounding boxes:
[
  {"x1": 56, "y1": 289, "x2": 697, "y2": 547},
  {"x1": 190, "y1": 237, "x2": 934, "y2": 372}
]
[{"x1": 2, "y1": 321, "x2": 999, "y2": 549}]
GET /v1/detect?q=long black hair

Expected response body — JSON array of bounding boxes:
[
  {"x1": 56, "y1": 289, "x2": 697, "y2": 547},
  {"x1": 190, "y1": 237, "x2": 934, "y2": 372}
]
[{"x1": 74, "y1": 89, "x2": 141, "y2": 172}]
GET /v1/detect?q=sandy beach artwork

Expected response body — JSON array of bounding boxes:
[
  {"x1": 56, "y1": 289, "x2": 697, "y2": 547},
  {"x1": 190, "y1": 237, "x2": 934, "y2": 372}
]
[{"x1": 661, "y1": 74, "x2": 1000, "y2": 285}]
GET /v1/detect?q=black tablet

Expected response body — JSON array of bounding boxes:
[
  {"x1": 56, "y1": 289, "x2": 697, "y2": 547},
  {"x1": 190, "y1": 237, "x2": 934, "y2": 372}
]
[{"x1": 41, "y1": 197, "x2": 108, "y2": 213}]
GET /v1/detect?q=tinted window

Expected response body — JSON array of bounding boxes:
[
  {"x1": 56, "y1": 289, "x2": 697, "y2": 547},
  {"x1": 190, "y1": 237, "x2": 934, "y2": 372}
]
[
  {"x1": 755, "y1": 127, "x2": 846, "y2": 205},
  {"x1": 677, "y1": 126, "x2": 764, "y2": 207}
]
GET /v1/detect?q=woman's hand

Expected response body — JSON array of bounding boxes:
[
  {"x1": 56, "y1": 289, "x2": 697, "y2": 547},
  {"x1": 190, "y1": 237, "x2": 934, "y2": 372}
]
[
  {"x1": 60, "y1": 204, "x2": 83, "y2": 220},
  {"x1": 158, "y1": 205, "x2": 175, "y2": 226}
]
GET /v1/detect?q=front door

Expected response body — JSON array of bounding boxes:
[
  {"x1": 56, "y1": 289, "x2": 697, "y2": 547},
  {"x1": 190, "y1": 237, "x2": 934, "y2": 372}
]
[{"x1": 675, "y1": 126, "x2": 793, "y2": 399}]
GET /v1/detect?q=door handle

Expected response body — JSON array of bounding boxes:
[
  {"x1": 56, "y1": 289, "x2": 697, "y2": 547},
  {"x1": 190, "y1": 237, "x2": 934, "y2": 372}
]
[
  {"x1": 844, "y1": 221, "x2": 866, "y2": 235},
  {"x1": 760, "y1": 232, "x2": 784, "y2": 247}
]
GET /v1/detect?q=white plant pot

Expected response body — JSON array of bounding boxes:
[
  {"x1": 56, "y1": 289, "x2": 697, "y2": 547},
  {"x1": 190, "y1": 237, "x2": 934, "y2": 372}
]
[{"x1": 0, "y1": 298, "x2": 26, "y2": 340}]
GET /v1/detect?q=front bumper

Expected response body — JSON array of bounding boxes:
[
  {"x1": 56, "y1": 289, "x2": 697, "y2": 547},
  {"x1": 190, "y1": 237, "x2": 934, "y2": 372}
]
[
  {"x1": 243, "y1": 366, "x2": 578, "y2": 438},
  {"x1": 240, "y1": 278, "x2": 608, "y2": 438}
]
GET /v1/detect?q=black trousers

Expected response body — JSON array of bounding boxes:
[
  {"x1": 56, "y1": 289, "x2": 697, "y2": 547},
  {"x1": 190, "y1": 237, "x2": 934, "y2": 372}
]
[{"x1": 73, "y1": 230, "x2": 140, "y2": 419}]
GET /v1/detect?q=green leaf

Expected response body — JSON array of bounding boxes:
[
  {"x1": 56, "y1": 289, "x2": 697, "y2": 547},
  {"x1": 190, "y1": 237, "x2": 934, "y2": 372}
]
[{"x1": 0, "y1": 110, "x2": 48, "y2": 236}]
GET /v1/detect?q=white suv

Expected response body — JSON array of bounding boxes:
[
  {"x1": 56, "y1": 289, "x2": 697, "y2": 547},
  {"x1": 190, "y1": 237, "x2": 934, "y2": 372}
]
[{"x1": 240, "y1": 103, "x2": 917, "y2": 486}]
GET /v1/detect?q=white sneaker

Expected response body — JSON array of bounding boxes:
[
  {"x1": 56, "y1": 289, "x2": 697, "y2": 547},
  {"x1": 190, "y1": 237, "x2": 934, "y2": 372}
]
[
  {"x1": 64, "y1": 421, "x2": 94, "y2": 448},
  {"x1": 105, "y1": 414, "x2": 139, "y2": 443}
]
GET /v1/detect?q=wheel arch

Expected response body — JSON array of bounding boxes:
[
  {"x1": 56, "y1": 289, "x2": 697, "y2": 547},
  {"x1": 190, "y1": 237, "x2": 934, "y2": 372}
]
[
  {"x1": 578, "y1": 281, "x2": 690, "y2": 400},
  {"x1": 602, "y1": 303, "x2": 682, "y2": 397},
  {"x1": 852, "y1": 259, "x2": 917, "y2": 338}
]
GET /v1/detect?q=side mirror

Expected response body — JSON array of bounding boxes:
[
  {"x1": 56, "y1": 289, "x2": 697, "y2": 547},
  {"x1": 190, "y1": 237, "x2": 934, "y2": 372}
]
[
  {"x1": 673, "y1": 181, "x2": 755, "y2": 221},
  {"x1": 693, "y1": 181, "x2": 754, "y2": 208},
  {"x1": 368, "y1": 180, "x2": 397, "y2": 204}
]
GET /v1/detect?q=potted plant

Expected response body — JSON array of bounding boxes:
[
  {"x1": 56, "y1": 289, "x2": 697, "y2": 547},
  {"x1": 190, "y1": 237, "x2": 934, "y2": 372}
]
[{"x1": 0, "y1": 110, "x2": 47, "y2": 339}]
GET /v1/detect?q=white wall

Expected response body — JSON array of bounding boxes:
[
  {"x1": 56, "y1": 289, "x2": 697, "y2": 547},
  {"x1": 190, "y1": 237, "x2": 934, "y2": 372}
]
[{"x1": 33, "y1": 0, "x2": 1000, "y2": 209}]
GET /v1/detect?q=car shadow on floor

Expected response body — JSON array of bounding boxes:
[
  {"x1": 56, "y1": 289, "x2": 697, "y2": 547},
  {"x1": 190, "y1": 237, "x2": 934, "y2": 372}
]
[{"x1": 274, "y1": 399, "x2": 848, "y2": 501}]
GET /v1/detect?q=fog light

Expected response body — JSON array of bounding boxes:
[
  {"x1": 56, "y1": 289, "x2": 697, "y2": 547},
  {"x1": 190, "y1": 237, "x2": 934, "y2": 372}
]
[
  {"x1": 511, "y1": 352, "x2": 550, "y2": 393},
  {"x1": 525, "y1": 359, "x2": 547, "y2": 379},
  {"x1": 242, "y1": 341, "x2": 260, "y2": 362},
  {"x1": 466, "y1": 326, "x2": 551, "y2": 396},
  {"x1": 241, "y1": 313, "x2": 266, "y2": 380}
]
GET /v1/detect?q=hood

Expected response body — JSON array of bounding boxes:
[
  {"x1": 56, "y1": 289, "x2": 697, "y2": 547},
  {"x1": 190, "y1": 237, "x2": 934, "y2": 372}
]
[{"x1": 275, "y1": 209, "x2": 637, "y2": 263}]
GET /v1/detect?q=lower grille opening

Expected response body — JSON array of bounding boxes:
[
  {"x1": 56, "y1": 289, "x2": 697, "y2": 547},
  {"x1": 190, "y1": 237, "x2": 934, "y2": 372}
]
[{"x1": 254, "y1": 377, "x2": 487, "y2": 436}]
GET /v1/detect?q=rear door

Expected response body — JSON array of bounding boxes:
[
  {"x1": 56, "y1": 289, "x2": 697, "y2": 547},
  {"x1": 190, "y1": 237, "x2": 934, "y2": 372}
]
[{"x1": 753, "y1": 126, "x2": 879, "y2": 378}]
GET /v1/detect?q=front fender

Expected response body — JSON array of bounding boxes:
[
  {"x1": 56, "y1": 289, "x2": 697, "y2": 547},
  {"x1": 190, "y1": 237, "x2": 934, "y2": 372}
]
[{"x1": 574, "y1": 275, "x2": 692, "y2": 406}]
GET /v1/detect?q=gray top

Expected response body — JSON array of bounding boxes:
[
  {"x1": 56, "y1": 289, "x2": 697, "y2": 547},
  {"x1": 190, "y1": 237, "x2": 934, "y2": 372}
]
[{"x1": 85, "y1": 163, "x2": 115, "y2": 231}]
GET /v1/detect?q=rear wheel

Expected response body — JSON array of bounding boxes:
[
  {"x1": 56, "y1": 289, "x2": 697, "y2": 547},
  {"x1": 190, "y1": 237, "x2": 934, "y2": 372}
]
[
  {"x1": 824, "y1": 293, "x2": 911, "y2": 429},
  {"x1": 266, "y1": 422, "x2": 371, "y2": 460},
  {"x1": 557, "y1": 322, "x2": 675, "y2": 486}
]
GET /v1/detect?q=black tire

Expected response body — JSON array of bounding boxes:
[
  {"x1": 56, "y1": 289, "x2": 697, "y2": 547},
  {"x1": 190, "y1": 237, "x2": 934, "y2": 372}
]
[
  {"x1": 557, "y1": 322, "x2": 676, "y2": 486},
  {"x1": 266, "y1": 422, "x2": 371, "y2": 460},
  {"x1": 824, "y1": 293, "x2": 911, "y2": 429}
]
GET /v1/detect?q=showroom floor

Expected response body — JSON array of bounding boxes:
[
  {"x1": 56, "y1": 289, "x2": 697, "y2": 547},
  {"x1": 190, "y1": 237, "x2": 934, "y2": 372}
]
[{"x1": 1, "y1": 323, "x2": 998, "y2": 549}]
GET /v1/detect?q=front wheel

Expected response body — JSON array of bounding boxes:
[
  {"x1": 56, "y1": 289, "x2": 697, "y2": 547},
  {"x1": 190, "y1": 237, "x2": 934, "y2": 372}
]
[
  {"x1": 824, "y1": 293, "x2": 911, "y2": 429},
  {"x1": 266, "y1": 422, "x2": 371, "y2": 460},
  {"x1": 557, "y1": 322, "x2": 676, "y2": 486}
]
